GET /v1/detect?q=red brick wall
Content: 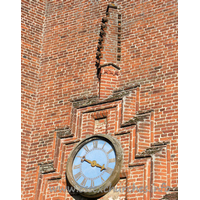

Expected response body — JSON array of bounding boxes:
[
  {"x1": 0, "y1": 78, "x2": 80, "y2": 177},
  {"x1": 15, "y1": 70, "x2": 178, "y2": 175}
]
[
  {"x1": 21, "y1": 0, "x2": 178, "y2": 199},
  {"x1": 21, "y1": 0, "x2": 46, "y2": 198}
]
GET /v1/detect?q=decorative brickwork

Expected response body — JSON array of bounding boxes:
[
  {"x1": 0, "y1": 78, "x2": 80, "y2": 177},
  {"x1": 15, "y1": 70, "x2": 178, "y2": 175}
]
[{"x1": 21, "y1": 0, "x2": 178, "y2": 199}]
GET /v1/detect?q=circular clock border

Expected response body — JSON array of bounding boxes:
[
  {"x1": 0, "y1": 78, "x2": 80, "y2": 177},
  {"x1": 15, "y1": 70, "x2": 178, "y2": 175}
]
[{"x1": 66, "y1": 134, "x2": 123, "y2": 198}]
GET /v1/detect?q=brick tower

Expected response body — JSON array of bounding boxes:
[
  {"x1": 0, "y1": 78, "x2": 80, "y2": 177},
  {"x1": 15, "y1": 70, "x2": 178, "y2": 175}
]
[{"x1": 21, "y1": 0, "x2": 178, "y2": 199}]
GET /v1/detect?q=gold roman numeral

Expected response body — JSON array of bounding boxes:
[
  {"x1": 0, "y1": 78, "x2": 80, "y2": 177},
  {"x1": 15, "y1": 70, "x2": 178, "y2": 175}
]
[
  {"x1": 83, "y1": 145, "x2": 89, "y2": 152},
  {"x1": 102, "y1": 142, "x2": 106, "y2": 149},
  {"x1": 93, "y1": 141, "x2": 98, "y2": 148},
  {"x1": 91, "y1": 179, "x2": 94, "y2": 187},
  {"x1": 108, "y1": 158, "x2": 115, "y2": 163},
  {"x1": 81, "y1": 178, "x2": 87, "y2": 187},
  {"x1": 73, "y1": 164, "x2": 81, "y2": 169},
  {"x1": 105, "y1": 167, "x2": 113, "y2": 175},
  {"x1": 77, "y1": 155, "x2": 82, "y2": 158},
  {"x1": 74, "y1": 172, "x2": 82, "y2": 181},
  {"x1": 101, "y1": 176, "x2": 105, "y2": 183},
  {"x1": 107, "y1": 149, "x2": 113, "y2": 154}
]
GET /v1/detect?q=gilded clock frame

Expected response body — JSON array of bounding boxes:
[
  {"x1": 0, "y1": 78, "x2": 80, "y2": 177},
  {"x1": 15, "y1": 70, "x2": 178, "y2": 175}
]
[{"x1": 66, "y1": 134, "x2": 123, "y2": 198}]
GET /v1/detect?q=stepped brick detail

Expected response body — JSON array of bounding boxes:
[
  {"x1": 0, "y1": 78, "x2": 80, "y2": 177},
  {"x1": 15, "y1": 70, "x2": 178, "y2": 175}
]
[{"x1": 33, "y1": 87, "x2": 174, "y2": 199}]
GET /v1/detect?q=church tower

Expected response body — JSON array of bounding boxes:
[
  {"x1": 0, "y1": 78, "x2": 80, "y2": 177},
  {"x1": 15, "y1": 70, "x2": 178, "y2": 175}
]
[{"x1": 21, "y1": 0, "x2": 178, "y2": 199}]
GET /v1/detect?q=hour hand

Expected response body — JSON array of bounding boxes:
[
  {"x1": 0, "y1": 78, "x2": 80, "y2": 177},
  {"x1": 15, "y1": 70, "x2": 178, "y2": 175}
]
[
  {"x1": 95, "y1": 163, "x2": 106, "y2": 171},
  {"x1": 81, "y1": 156, "x2": 106, "y2": 171}
]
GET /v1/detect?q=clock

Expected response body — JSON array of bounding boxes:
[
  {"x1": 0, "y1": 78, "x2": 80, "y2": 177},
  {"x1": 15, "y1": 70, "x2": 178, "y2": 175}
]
[{"x1": 66, "y1": 134, "x2": 123, "y2": 198}]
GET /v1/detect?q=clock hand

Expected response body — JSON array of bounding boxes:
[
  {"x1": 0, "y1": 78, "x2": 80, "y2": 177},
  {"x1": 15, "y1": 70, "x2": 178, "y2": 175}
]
[
  {"x1": 83, "y1": 158, "x2": 97, "y2": 167},
  {"x1": 81, "y1": 156, "x2": 106, "y2": 171},
  {"x1": 95, "y1": 163, "x2": 106, "y2": 171},
  {"x1": 81, "y1": 156, "x2": 92, "y2": 164}
]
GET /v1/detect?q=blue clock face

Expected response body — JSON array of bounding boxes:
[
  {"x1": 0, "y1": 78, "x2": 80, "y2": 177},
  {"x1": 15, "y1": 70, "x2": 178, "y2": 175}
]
[{"x1": 72, "y1": 139, "x2": 116, "y2": 189}]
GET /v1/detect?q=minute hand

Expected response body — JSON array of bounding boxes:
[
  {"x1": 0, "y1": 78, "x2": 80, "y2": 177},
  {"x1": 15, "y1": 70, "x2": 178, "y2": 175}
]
[
  {"x1": 84, "y1": 158, "x2": 92, "y2": 164},
  {"x1": 81, "y1": 156, "x2": 92, "y2": 164}
]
